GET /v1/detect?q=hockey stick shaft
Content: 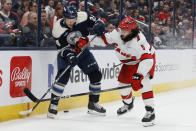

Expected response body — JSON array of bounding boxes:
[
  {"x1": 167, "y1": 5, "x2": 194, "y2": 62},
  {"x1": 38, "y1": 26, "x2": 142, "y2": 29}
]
[
  {"x1": 136, "y1": 20, "x2": 149, "y2": 27},
  {"x1": 113, "y1": 60, "x2": 140, "y2": 68},
  {"x1": 24, "y1": 84, "x2": 131, "y2": 102},
  {"x1": 113, "y1": 62, "x2": 123, "y2": 68}
]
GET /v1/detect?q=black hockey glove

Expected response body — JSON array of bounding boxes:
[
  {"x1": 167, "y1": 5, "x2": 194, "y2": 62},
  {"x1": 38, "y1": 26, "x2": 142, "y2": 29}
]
[
  {"x1": 93, "y1": 20, "x2": 105, "y2": 36},
  {"x1": 131, "y1": 73, "x2": 144, "y2": 91},
  {"x1": 66, "y1": 52, "x2": 79, "y2": 67}
]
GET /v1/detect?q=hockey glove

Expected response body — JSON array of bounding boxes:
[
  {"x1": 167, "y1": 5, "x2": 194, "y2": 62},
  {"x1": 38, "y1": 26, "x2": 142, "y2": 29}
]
[
  {"x1": 93, "y1": 20, "x2": 105, "y2": 36},
  {"x1": 66, "y1": 52, "x2": 79, "y2": 67},
  {"x1": 74, "y1": 37, "x2": 89, "y2": 53},
  {"x1": 131, "y1": 73, "x2": 144, "y2": 91}
]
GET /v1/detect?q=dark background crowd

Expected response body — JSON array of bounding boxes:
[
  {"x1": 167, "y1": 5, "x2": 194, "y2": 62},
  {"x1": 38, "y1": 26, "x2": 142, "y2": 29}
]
[{"x1": 0, "y1": 0, "x2": 195, "y2": 48}]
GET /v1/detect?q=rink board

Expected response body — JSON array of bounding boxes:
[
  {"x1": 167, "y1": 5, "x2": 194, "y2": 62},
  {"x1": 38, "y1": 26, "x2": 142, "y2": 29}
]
[{"x1": 0, "y1": 49, "x2": 196, "y2": 122}]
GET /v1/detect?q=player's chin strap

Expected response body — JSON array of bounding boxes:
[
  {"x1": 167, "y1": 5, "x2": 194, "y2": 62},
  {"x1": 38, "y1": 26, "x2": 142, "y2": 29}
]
[{"x1": 19, "y1": 35, "x2": 97, "y2": 116}]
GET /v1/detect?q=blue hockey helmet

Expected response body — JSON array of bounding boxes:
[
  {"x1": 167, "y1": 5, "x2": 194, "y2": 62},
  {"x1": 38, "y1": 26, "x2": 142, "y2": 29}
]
[{"x1": 63, "y1": 6, "x2": 77, "y2": 19}]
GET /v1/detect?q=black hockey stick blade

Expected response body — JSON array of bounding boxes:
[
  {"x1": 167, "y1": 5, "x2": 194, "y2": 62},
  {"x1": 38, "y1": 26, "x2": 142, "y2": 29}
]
[{"x1": 24, "y1": 88, "x2": 39, "y2": 102}]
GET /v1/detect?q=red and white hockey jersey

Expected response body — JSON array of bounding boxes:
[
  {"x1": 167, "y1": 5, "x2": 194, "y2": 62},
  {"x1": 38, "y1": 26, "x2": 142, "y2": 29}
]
[{"x1": 89, "y1": 28, "x2": 156, "y2": 79}]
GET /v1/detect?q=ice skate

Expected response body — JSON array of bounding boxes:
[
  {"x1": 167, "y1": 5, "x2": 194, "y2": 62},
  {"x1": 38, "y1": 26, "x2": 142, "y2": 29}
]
[
  {"x1": 87, "y1": 102, "x2": 106, "y2": 116},
  {"x1": 142, "y1": 106, "x2": 155, "y2": 127},
  {"x1": 47, "y1": 103, "x2": 58, "y2": 119},
  {"x1": 117, "y1": 96, "x2": 135, "y2": 115}
]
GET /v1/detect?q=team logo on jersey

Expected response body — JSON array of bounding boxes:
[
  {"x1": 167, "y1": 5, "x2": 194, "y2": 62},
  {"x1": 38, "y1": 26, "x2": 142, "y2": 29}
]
[
  {"x1": 10, "y1": 56, "x2": 32, "y2": 98},
  {"x1": 67, "y1": 31, "x2": 82, "y2": 45}
]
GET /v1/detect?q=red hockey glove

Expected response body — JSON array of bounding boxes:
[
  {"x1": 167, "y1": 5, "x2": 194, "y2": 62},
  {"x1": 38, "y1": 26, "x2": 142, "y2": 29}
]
[
  {"x1": 74, "y1": 37, "x2": 89, "y2": 53},
  {"x1": 131, "y1": 73, "x2": 144, "y2": 91}
]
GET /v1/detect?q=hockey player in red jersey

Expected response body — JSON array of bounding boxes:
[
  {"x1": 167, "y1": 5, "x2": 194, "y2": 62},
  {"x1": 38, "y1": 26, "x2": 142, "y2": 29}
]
[{"x1": 77, "y1": 17, "x2": 156, "y2": 126}]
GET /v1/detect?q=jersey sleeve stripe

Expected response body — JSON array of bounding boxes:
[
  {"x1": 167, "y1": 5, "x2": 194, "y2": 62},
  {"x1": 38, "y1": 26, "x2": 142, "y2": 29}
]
[
  {"x1": 101, "y1": 34, "x2": 110, "y2": 46},
  {"x1": 140, "y1": 53, "x2": 153, "y2": 61}
]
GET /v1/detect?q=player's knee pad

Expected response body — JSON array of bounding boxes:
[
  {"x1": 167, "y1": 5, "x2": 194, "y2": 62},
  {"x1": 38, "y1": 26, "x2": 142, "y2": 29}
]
[
  {"x1": 51, "y1": 82, "x2": 65, "y2": 97},
  {"x1": 118, "y1": 83, "x2": 132, "y2": 103}
]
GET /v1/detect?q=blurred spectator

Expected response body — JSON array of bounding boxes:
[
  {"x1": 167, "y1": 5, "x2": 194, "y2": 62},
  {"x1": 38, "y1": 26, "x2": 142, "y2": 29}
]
[
  {"x1": 21, "y1": 11, "x2": 37, "y2": 47},
  {"x1": 185, "y1": 9, "x2": 192, "y2": 21},
  {"x1": 40, "y1": 9, "x2": 55, "y2": 47},
  {"x1": 176, "y1": 9, "x2": 183, "y2": 23},
  {"x1": 124, "y1": 6, "x2": 134, "y2": 17},
  {"x1": 140, "y1": 5, "x2": 149, "y2": 22},
  {"x1": 154, "y1": 1, "x2": 164, "y2": 12},
  {"x1": 179, "y1": 1, "x2": 188, "y2": 15},
  {"x1": 163, "y1": 17, "x2": 177, "y2": 43},
  {"x1": 178, "y1": 19, "x2": 191, "y2": 36},
  {"x1": 10, "y1": 0, "x2": 20, "y2": 13},
  {"x1": 0, "y1": 0, "x2": 2, "y2": 9},
  {"x1": 45, "y1": 0, "x2": 55, "y2": 21},
  {"x1": 105, "y1": 22, "x2": 115, "y2": 33},
  {"x1": 98, "y1": 0, "x2": 109, "y2": 10},
  {"x1": 20, "y1": 1, "x2": 37, "y2": 28},
  {"x1": 153, "y1": 16, "x2": 161, "y2": 25},
  {"x1": 133, "y1": 9, "x2": 146, "y2": 22},
  {"x1": 78, "y1": 1, "x2": 85, "y2": 11},
  {"x1": 17, "y1": 1, "x2": 30, "y2": 19},
  {"x1": 78, "y1": 1, "x2": 95, "y2": 12},
  {"x1": 124, "y1": 0, "x2": 131, "y2": 8},
  {"x1": 51, "y1": 3, "x2": 63, "y2": 29},
  {"x1": 150, "y1": 23, "x2": 160, "y2": 47},
  {"x1": 91, "y1": 3, "x2": 104, "y2": 18},
  {"x1": 158, "y1": 3, "x2": 172, "y2": 24},
  {"x1": 138, "y1": 0, "x2": 148, "y2": 10},
  {"x1": 0, "y1": 0, "x2": 20, "y2": 34},
  {"x1": 178, "y1": 28, "x2": 192, "y2": 48}
]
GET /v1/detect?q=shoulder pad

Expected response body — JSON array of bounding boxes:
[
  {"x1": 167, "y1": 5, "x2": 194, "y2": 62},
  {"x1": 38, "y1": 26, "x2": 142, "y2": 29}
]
[
  {"x1": 52, "y1": 18, "x2": 68, "y2": 38},
  {"x1": 76, "y1": 12, "x2": 88, "y2": 24}
]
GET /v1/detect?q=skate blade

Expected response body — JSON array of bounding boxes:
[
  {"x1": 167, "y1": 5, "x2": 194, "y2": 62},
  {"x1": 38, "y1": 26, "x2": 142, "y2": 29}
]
[
  {"x1": 47, "y1": 113, "x2": 56, "y2": 119},
  {"x1": 87, "y1": 109, "x2": 106, "y2": 116},
  {"x1": 142, "y1": 120, "x2": 155, "y2": 127}
]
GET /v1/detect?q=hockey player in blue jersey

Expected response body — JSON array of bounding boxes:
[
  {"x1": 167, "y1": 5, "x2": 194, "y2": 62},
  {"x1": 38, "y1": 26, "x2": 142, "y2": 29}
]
[{"x1": 47, "y1": 5, "x2": 106, "y2": 118}]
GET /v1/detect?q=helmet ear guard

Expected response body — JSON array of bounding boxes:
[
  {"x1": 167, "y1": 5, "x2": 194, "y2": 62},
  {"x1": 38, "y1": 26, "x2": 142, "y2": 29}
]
[{"x1": 63, "y1": 6, "x2": 77, "y2": 19}]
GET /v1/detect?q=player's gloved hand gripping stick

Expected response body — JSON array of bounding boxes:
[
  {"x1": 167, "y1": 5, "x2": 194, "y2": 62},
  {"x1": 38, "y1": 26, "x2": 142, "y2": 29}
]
[{"x1": 19, "y1": 35, "x2": 97, "y2": 115}]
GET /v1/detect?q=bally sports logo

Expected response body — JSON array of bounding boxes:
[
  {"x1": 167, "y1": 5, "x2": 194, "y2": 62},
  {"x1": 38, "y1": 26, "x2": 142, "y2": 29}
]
[{"x1": 10, "y1": 56, "x2": 32, "y2": 98}]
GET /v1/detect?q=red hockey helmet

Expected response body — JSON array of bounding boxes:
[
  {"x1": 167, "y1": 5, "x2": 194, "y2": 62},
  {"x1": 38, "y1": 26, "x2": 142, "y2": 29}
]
[{"x1": 119, "y1": 17, "x2": 137, "y2": 31}]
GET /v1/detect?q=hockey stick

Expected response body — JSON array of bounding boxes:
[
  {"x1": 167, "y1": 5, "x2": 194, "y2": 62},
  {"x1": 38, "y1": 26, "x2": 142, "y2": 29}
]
[
  {"x1": 19, "y1": 84, "x2": 131, "y2": 115},
  {"x1": 19, "y1": 35, "x2": 97, "y2": 116},
  {"x1": 113, "y1": 63, "x2": 123, "y2": 68},
  {"x1": 113, "y1": 60, "x2": 140, "y2": 68},
  {"x1": 24, "y1": 84, "x2": 131, "y2": 102},
  {"x1": 136, "y1": 20, "x2": 149, "y2": 27}
]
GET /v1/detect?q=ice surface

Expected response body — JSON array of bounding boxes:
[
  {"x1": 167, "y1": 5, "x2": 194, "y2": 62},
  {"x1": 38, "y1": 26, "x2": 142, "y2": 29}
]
[{"x1": 0, "y1": 87, "x2": 196, "y2": 131}]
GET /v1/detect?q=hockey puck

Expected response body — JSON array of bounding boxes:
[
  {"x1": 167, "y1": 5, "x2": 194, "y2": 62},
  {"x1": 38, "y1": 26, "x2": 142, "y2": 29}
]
[{"x1": 64, "y1": 110, "x2": 69, "y2": 113}]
